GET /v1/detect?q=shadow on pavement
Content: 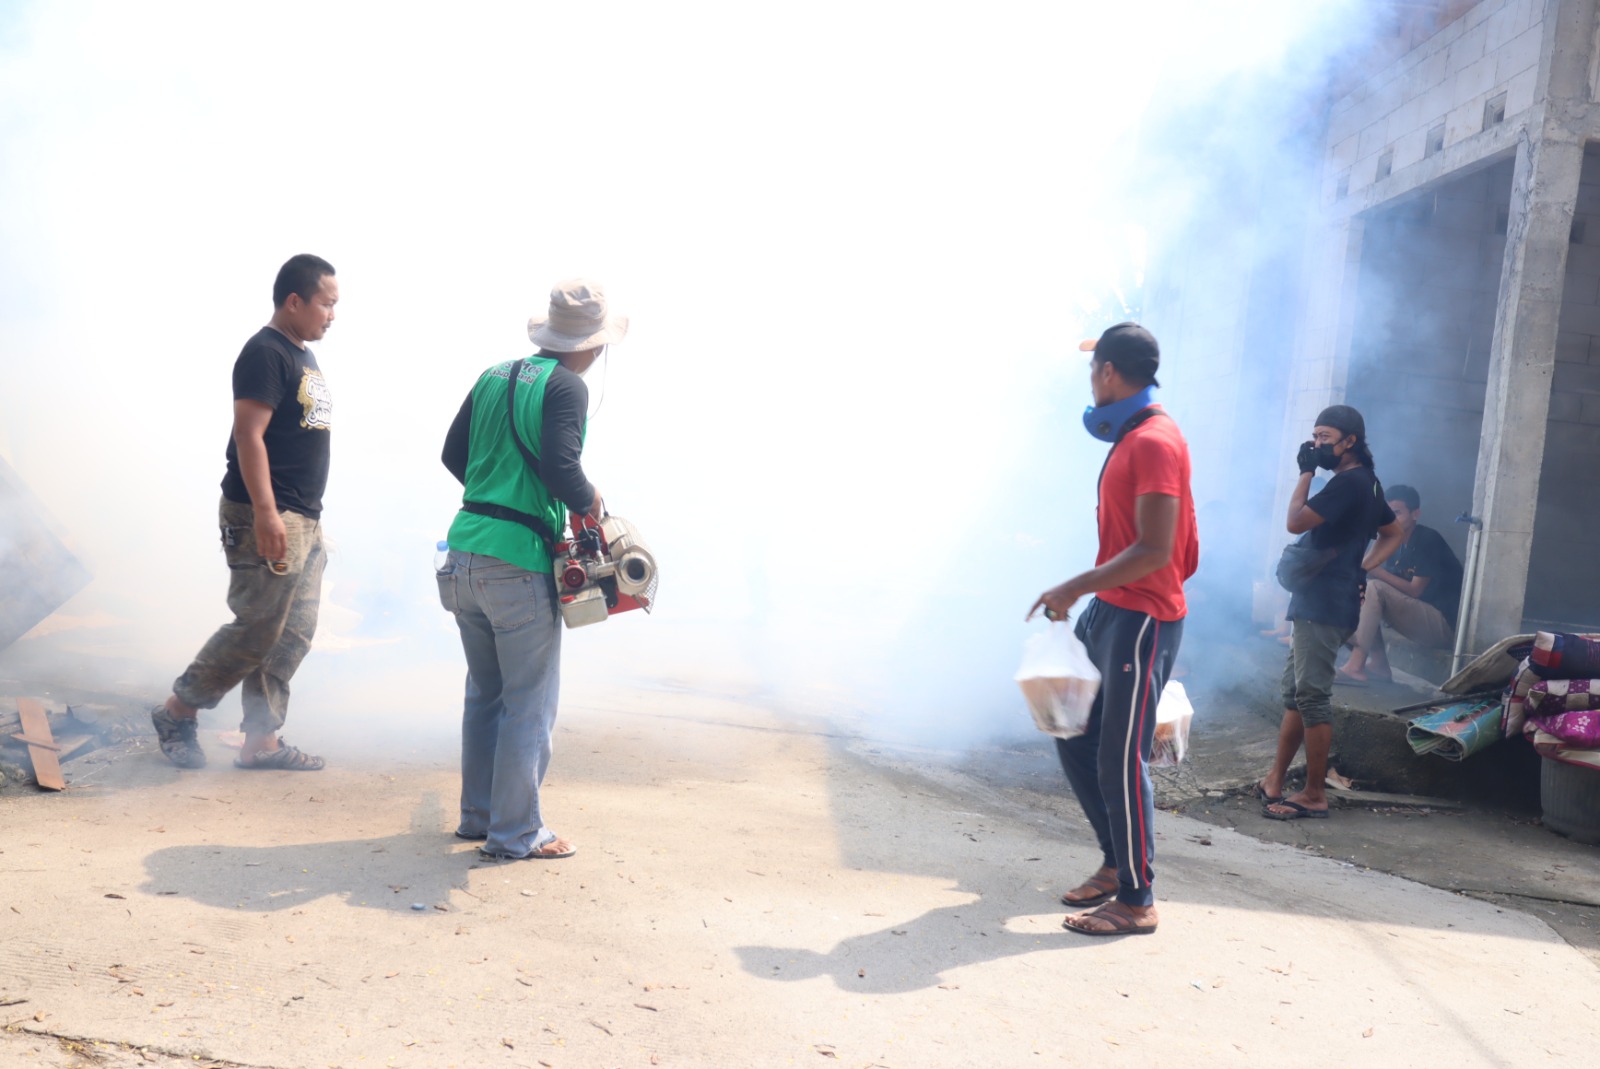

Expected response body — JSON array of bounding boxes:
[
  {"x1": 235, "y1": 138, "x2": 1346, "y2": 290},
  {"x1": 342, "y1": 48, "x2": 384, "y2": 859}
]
[
  {"x1": 137, "y1": 791, "x2": 480, "y2": 913},
  {"x1": 734, "y1": 889, "x2": 1093, "y2": 994}
]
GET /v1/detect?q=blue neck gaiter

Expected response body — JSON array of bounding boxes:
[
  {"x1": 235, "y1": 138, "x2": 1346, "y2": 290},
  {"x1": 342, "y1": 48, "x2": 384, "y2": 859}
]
[{"x1": 1082, "y1": 386, "x2": 1158, "y2": 443}]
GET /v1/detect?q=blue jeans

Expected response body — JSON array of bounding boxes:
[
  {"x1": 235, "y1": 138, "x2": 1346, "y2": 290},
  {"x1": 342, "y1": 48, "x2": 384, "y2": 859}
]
[{"x1": 436, "y1": 550, "x2": 563, "y2": 857}]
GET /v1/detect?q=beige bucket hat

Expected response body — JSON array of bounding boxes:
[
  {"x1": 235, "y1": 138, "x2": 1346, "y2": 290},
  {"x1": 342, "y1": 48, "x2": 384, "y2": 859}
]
[{"x1": 527, "y1": 279, "x2": 629, "y2": 352}]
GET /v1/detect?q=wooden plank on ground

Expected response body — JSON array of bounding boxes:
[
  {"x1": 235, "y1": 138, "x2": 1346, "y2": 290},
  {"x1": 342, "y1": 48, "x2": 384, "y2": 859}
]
[
  {"x1": 50, "y1": 735, "x2": 95, "y2": 762},
  {"x1": 15, "y1": 698, "x2": 64, "y2": 790}
]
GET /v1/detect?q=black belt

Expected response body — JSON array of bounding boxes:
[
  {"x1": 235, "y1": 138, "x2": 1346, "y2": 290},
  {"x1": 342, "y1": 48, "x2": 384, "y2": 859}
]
[{"x1": 459, "y1": 500, "x2": 556, "y2": 551}]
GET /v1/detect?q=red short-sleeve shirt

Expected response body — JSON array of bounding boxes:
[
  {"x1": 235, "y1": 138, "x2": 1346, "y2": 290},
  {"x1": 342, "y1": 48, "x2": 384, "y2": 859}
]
[{"x1": 1095, "y1": 407, "x2": 1199, "y2": 622}]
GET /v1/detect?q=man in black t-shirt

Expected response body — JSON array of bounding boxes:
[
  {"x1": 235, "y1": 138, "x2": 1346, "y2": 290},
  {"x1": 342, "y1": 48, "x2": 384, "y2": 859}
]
[
  {"x1": 150, "y1": 254, "x2": 339, "y2": 773},
  {"x1": 1257, "y1": 405, "x2": 1403, "y2": 820},
  {"x1": 1339, "y1": 484, "x2": 1463, "y2": 683}
]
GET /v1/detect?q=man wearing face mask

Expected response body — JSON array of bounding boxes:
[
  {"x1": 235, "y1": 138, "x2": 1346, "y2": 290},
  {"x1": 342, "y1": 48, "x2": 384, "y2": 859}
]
[
  {"x1": 437, "y1": 279, "x2": 623, "y2": 861},
  {"x1": 1256, "y1": 406, "x2": 1403, "y2": 820},
  {"x1": 1028, "y1": 322, "x2": 1199, "y2": 937}
]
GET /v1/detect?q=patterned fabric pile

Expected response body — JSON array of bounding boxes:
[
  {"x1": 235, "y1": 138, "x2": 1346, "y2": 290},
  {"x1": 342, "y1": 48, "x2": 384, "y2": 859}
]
[{"x1": 1505, "y1": 632, "x2": 1600, "y2": 751}]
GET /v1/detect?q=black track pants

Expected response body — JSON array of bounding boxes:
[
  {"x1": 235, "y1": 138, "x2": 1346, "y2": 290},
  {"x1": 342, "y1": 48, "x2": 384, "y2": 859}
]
[{"x1": 1054, "y1": 598, "x2": 1184, "y2": 908}]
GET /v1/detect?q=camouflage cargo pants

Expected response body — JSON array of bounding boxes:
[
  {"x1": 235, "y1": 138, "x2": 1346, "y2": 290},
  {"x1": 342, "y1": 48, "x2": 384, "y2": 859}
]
[{"x1": 172, "y1": 497, "x2": 326, "y2": 735}]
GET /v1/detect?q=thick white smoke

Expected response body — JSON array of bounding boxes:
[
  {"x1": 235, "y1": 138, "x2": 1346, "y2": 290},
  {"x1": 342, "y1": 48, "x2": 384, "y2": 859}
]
[{"x1": 0, "y1": 0, "x2": 1382, "y2": 749}]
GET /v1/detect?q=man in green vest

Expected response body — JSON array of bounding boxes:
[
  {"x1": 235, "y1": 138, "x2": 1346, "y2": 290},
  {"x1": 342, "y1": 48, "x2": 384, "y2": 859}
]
[{"x1": 437, "y1": 279, "x2": 626, "y2": 861}]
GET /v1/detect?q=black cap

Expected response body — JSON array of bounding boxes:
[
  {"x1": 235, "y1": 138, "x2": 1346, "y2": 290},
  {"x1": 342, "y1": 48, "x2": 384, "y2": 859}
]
[
  {"x1": 1315, "y1": 404, "x2": 1366, "y2": 441},
  {"x1": 1086, "y1": 322, "x2": 1160, "y2": 387}
]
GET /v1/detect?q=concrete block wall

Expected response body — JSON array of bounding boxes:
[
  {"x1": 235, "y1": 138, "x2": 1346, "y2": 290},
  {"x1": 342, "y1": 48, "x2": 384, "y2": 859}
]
[
  {"x1": 1323, "y1": 0, "x2": 1544, "y2": 206},
  {"x1": 1527, "y1": 147, "x2": 1600, "y2": 626}
]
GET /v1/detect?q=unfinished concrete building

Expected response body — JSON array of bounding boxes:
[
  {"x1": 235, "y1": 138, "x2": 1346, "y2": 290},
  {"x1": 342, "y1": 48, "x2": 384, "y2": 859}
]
[{"x1": 1156, "y1": 0, "x2": 1600, "y2": 663}]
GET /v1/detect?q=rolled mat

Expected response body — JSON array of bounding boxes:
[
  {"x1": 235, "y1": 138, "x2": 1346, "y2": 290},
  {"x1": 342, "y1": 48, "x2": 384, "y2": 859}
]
[{"x1": 1406, "y1": 699, "x2": 1504, "y2": 761}]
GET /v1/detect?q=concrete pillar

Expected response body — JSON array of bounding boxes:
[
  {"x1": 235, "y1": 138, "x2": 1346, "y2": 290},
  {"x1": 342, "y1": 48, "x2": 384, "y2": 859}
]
[{"x1": 1461, "y1": 0, "x2": 1593, "y2": 652}]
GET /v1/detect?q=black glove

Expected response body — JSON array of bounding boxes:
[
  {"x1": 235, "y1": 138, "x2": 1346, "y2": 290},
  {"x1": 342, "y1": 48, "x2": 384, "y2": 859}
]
[{"x1": 1296, "y1": 440, "x2": 1319, "y2": 475}]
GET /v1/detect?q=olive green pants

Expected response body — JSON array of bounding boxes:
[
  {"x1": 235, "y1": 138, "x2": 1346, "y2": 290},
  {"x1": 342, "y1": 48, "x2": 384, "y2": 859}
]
[
  {"x1": 1279, "y1": 619, "x2": 1349, "y2": 728},
  {"x1": 172, "y1": 498, "x2": 325, "y2": 735}
]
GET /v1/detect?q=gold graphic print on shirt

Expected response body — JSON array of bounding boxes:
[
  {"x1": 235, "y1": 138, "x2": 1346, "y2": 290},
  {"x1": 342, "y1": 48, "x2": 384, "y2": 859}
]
[{"x1": 297, "y1": 369, "x2": 333, "y2": 430}]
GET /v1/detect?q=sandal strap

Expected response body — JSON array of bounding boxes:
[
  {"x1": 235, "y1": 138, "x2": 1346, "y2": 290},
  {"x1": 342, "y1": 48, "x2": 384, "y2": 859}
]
[
  {"x1": 241, "y1": 741, "x2": 325, "y2": 770},
  {"x1": 1070, "y1": 900, "x2": 1153, "y2": 932},
  {"x1": 1072, "y1": 872, "x2": 1118, "y2": 894}
]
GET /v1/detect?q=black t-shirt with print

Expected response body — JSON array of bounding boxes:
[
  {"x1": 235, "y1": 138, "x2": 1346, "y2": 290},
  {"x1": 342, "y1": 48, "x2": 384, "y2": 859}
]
[
  {"x1": 1288, "y1": 466, "x2": 1396, "y2": 632},
  {"x1": 1384, "y1": 523, "x2": 1463, "y2": 622},
  {"x1": 220, "y1": 326, "x2": 332, "y2": 519}
]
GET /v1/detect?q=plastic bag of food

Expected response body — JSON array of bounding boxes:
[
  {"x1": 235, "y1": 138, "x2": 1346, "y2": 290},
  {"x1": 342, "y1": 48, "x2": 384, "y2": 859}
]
[
  {"x1": 1015, "y1": 623, "x2": 1101, "y2": 739},
  {"x1": 1150, "y1": 681, "x2": 1194, "y2": 767}
]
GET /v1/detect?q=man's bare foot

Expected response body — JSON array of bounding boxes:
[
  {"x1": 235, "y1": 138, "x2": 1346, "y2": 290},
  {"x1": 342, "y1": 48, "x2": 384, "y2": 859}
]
[
  {"x1": 479, "y1": 838, "x2": 576, "y2": 861},
  {"x1": 1059, "y1": 865, "x2": 1118, "y2": 907},
  {"x1": 1063, "y1": 900, "x2": 1158, "y2": 936},
  {"x1": 1335, "y1": 663, "x2": 1371, "y2": 684},
  {"x1": 243, "y1": 731, "x2": 278, "y2": 755}
]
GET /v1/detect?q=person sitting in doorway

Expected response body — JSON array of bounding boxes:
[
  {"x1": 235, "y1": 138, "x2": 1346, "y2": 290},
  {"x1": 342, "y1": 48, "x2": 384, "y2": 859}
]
[{"x1": 1337, "y1": 484, "x2": 1462, "y2": 684}]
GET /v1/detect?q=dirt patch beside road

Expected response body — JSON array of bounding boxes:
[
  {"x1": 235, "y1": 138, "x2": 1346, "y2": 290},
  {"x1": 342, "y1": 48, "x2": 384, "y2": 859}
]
[{"x1": 1175, "y1": 790, "x2": 1600, "y2": 967}]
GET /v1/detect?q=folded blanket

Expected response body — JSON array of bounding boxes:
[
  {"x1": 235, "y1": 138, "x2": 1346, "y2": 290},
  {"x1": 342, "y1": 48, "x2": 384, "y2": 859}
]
[
  {"x1": 1526, "y1": 706, "x2": 1600, "y2": 749},
  {"x1": 1529, "y1": 631, "x2": 1600, "y2": 680},
  {"x1": 1528, "y1": 728, "x2": 1600, "y2": 769},
  {"x1": 1407, "y1": 699, "x2": 1503, "y2": 761}
]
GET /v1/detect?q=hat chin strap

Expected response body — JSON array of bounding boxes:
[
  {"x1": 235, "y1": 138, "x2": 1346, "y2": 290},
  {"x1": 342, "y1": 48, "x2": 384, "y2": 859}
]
[{"x1": 584, "y1": 346, "x2": 609, "y2": 420}]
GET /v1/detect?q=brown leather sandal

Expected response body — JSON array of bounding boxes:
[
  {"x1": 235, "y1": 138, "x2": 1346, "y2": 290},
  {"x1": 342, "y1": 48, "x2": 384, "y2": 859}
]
[
  {"x1": 1063, "y1": 900, "x2": 1158, "y2": 936},
  {"x1": 1059, "y1": 869, "x2": 1118, "y2": 908}
]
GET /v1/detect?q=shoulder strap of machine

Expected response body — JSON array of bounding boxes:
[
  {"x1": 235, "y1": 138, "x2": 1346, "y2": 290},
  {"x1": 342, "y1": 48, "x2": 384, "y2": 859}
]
[
  {"x1": 459, "y1": 358, "x2": 557, "y2": 550},
  {"x1": 1095, "y1": 405, "x2": 1168, "y2": 497},
  {"x1": 505, "y1": 358, "x2": 543, "y2": 479}
]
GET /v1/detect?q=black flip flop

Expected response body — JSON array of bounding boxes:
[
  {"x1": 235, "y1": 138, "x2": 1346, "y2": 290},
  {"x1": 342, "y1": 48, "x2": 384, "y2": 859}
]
[
  {"x1": 1263, "y1": 800, "x2": 1329, "y2": 821},
  {"x1": 1252, "y1": 782, "x2": 1283, "y2": 806}
]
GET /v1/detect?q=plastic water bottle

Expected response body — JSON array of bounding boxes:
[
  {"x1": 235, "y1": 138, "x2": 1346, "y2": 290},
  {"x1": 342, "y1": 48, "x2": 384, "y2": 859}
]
[{"x1": 434, "y1": 540, "x2": 450, "y2": 571}]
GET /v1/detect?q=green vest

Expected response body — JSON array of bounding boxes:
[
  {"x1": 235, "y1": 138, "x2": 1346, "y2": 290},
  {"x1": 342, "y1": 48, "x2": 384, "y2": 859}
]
[{"x1": 447, "y1": 356, "x2": 576, "y2": 574}]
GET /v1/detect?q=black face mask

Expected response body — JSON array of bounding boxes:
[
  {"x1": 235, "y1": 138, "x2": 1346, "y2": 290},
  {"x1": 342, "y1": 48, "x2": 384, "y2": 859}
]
[{"x1": 1314, "y1": 443, "x2": 1342, "y2": 470}]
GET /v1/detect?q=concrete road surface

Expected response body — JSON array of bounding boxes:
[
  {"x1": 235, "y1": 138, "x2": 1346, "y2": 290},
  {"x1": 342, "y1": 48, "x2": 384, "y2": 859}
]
[{"x1": 2, "y1": 683, "x2": 1596, "y2": 1068}]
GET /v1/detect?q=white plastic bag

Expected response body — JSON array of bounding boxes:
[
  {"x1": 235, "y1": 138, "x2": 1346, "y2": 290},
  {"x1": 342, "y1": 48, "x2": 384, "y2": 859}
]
[
  {"x1": 1015, "y1": 622, "x2": 1102, "y2": 739},
  {"x1": 1150, "y1": 681, "x2": 1194, "y2": 767}
]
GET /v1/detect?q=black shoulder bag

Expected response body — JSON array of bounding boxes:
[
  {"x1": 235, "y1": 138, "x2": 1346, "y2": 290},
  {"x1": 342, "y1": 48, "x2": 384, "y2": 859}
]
[
  {"x1": 1275, "y1": 533, "x2": 1336, "y2": 594},
  {"x1": 1274, "y1": 471, "x2": 1386, "y2": 594},
  {"x1": 459, "y1": 358, "x2": 558, "y2": 550}
]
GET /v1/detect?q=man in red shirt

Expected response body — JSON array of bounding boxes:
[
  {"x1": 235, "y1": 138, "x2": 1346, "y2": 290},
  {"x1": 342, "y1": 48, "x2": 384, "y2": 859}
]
[{"x1": 1029, "y1": 323, "x2": 1198, "y2": 937}]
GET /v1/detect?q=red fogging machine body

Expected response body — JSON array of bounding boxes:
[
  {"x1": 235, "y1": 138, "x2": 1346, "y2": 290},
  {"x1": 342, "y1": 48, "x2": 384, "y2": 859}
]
[{"x1": 553, "y1": 514, "x2": 658, "y2": 628}]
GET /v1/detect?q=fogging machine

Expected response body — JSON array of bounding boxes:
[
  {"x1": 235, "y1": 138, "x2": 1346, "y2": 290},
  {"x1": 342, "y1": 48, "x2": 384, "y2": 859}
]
[
  {"x1": 554, "y1": 513, "x2": 658, "y2": 628},
  {"x1": 461, "y1": 356, "x2": 659, "y2": 629}
]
